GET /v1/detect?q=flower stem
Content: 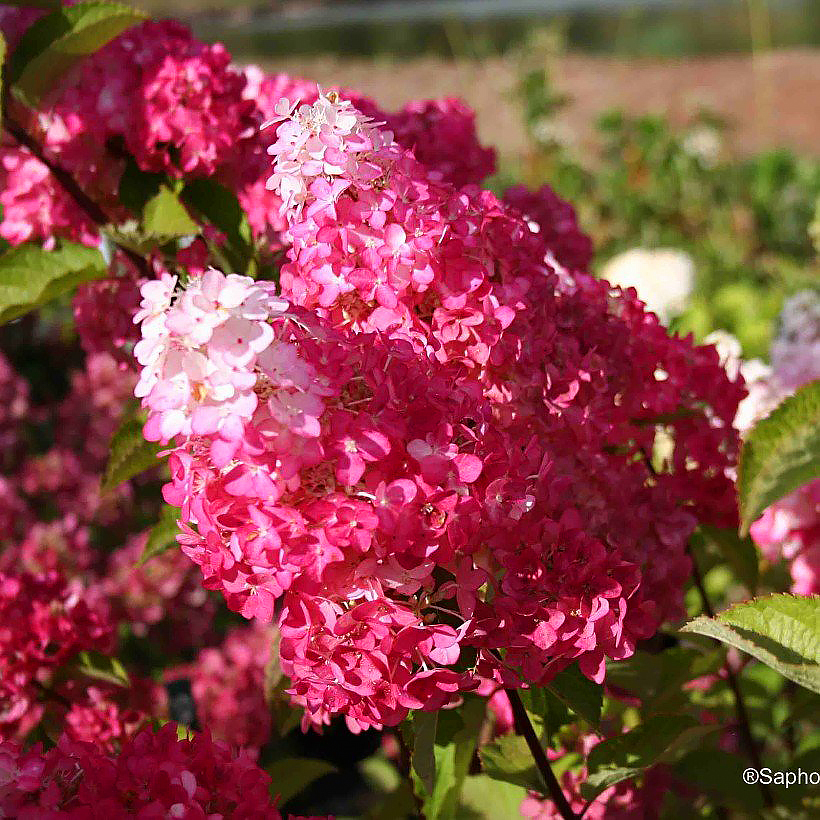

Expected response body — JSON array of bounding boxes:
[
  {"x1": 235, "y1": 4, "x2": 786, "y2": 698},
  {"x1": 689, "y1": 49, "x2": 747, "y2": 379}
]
[
  {"x1": 505, "y1": 688, "x2": 579, "y2": 820},
  {"x1": 686, "y1": 543, "x2": 774, "y2": 808}
]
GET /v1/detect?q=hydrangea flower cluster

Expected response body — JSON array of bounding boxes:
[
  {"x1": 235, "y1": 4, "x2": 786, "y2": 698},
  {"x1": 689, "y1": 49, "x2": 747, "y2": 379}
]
[
  {"x1": 0, "y1": 723, "x2": 321, "y2": 818},
  {"x1": 0, "y1": 571, "x2": 115, "y2": 742},
  {"x1": 134, "y1": 89, "x2": 743, "y2": 734},
  {"x1": 169, "y1": 622, "x2": 277, "y2": 756},
  {"x1": 502, "y1": 184, "x2": 593, "y2": 272},
  {"x1": 717, "y1": 290, "x2": 820, "y2": 595}
]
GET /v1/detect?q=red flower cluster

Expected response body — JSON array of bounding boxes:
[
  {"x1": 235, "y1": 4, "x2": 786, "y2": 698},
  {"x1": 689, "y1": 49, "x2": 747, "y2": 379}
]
[
  {"x1": 0, "y1": 571, "x2": 115, "y2": 741},
  {"x1": 0, "y1": 723, "x2": 320, "y2": 818},
  {"x1": 133, "y1": 89, "x2": 743, "y2": 734}
]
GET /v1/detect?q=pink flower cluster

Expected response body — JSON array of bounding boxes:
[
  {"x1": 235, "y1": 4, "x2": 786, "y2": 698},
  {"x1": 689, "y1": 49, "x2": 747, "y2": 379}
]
[
  {"x1": 0, "y1": 571, "x2": 115, "y2": 741},
  {"x1": 169, "y1": 622, "x2": 277, "y2": 756},
  {"x1": 502, "y1": 184, "x2": 594, "y2": 272},
  {"x1": 0, "y1": 723, "x2": 321, "y2": 819},
  {"x1": 135, "y1": 90, "x2": 743, "y2": 733}
]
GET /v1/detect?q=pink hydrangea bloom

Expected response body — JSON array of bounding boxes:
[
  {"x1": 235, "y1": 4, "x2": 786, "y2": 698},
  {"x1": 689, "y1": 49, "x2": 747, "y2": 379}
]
[
  {"x1": 133, "y1": 87, "x2": 743, "y2": 734},
  {"x1": 0, "y1": 571, "x2": 116, "y2": 742},
  {"x1": 0, "y1": 724, "x2": 317, "y2": 818},
  {"x1": 169, "y1": 622, "x2": 277, "y2": 755}
]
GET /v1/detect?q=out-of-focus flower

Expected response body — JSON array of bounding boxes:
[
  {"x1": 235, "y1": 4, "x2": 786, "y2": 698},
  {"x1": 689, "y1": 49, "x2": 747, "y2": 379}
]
[{"x1": 600, "y1": 248, "x2": 696, "y2": 323}]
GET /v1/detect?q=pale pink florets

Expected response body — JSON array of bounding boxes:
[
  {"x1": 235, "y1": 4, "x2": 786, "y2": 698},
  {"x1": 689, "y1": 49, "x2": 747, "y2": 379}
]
[
  {"x1": 264, "y1": 90, "x2": 392, "y2": 222},
  {"x1": 134, "y1": 270, "x2": 288, "y2": 442}
]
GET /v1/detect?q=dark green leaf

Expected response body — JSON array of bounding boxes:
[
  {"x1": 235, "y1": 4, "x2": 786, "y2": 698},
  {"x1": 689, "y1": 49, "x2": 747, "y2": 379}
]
[
  {"x1": 738, "y1": 381, "x2": 820, "y2": 535},
  {"x1": 681, "y1": 594, "x2": 820, "y2": 693},
  {"x1": 266, "y1": 758, "x2": 335, "y2": 804},
  {"x1": 182, "y1": 178, "x2": 256, "y2": 275},
  {"x1": 411, "y1": 696, "x2": 486, "y2": 820},
  {"x1": 412, "y1": 710, "x2": 438, "y2": 795},
  {"x1": 581, "y1": 714, "x2": 700, "y2": 799},
  {"x1": 519, "y1": 685, "x2": 569, "y2": 737},
  {"x1": 699, "y1": 525, "x2": 760, "y2": 593},
  {"x1": 479, "y1": 733, "x2": 543, "y2": 792},
  {"x1": 9, "y1": 2, "x2": 146, "y2": 104},
  {"x1": 139, "y1": 505, "x2": 180, "y2": 565},
  {"x1": 674, "y1": 748, "x2": 764, "y2": 811},
  {"x1": 0, "y1": 241, "x2": 106, "y2": 324},
  {"x1": 117, "y1": 157, "x2": 164, "y2": 215},
  {"x1": 101, "y1": 416, "x2": 164, "y2": 493},
  {"x1": 545, "y1": 663, "x2": 603, "y2": 726},
  {"x1": 142, "y1": 185, "x2": 198, "y2": 240},
  {"x1": 606, "y1": 647, "x2": 724, "y2": 714}
]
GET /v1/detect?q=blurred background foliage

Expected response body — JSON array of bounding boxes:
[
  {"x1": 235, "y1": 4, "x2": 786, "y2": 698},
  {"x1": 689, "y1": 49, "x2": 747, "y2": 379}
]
[
  {"x1": 497, "y1": 25, "x2": 820, "y2": 357},
  {"x1": 136, "y1": 0, "x2": 820, "y2": 59}
]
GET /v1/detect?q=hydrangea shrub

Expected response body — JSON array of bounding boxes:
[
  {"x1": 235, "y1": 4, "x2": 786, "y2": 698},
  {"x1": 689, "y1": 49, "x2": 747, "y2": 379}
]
[{"x1": 0, "y1": 3, "x2": 817, "y2": 818}]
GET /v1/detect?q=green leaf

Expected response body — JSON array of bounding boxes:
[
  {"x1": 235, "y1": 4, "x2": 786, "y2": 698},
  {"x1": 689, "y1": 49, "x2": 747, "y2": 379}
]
[
  {"x1": 265, "y1": 758, "x2": 335, "y2": 804},
  {"x1": 606, "y1": 647, "x2": 723, "y2": 715},
  {"x1": 699, "y1": 525, "x2": 760, "y2": 593},
  {"x1": 142, "y1": 185, "x2": 198, "y2": 240},
  {"x1": 139, "y1": 505, "x2": 180, "y2": 565},
  {"x1": 738, "y1": 381, "x2": 820, "y2": 535},
  {"x1": 681, "y1": 594, "x2": 820, "y2": 693},
  {"x1": 71, "y1": 650, "x2": 130, "y2": 687},
  {"x1": 0, "y1": 241, "x2": 106, "y2": 324},
  {"x1": 9, "y1": 2, "x2": 146, "y2": 104},
  {"x1": 545, "y1": 663, "x2": 603, "y2": 726},
  {"x1": 479, "y1": 733, "x2": 543, "y2": 792},
  {"x1": 674, "y1": 748, "x2": 764, "y2": 811},
  {"x1": 412, "y1": 710, "x2": 438, "y2": 795},
  {"x1": 519, "y1": 685, "x2": 569, "y2": 737},
  {"x1": 456, "y1": 774, "x2": 528, "y2": 820},
  {"x1": 117, "y1": 157, "x2": 164, "y2": 215},
  {"x1": 581, "y1": 714, "x2": 700, "y2": 800},
  {"x1": 101, "y1": 415, "x2": 164, "y2": 494},
  {"x1": 182, "y1": 178, "x2": 256, "y2": 275},
  {"x1": 411, "y1": 696, "x2": 486, "y2": 820}
]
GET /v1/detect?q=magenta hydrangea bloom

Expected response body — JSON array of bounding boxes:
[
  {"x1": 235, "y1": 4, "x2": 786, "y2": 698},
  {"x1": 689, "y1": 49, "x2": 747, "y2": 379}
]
[
  {"x1": 133, "y1": 90, "x2": 743, "y2": 734},
  {"x1": 0, "y1": 723, "x2": 325, "y2": 818}
]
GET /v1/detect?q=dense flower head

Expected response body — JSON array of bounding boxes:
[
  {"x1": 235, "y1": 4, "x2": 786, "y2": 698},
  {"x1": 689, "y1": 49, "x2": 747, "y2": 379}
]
[
  {"x1": 350, "y1": 94, "x2": 496, "y2": 188},
  {"x1": 0, "y1": 570, "x2": 116, "y2": 741},
  {"x1": 502, "y1": 183, "x2": 594, "y2": 272},
  {"x1": 133, "y1": 87, "x2": 744, "y2": 733},
  {"x1": 169, "y1": 622, "x2": 277, "y2": 755},
  {"x1": 0, "y1": 724, "x2": 310, "y2": 818}
]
